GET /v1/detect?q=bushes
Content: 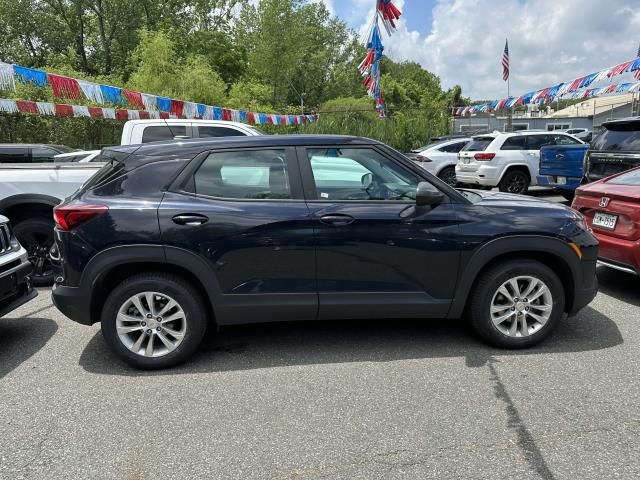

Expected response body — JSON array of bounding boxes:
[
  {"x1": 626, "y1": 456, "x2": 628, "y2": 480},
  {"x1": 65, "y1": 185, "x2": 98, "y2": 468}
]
[{"x1": 0, "y1": 113, "x2": 122, "y2": 148}]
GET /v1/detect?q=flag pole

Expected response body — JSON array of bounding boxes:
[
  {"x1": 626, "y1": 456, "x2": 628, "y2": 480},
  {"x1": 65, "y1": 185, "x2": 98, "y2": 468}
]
[{"x1": 506, "y1": 39, "x2": 512, "y2": 132}]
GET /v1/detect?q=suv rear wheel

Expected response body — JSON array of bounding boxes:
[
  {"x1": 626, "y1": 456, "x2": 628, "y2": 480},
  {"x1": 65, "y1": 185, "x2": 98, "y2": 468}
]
[
  {"x1": 468, "y1": 260, "x2": 564, "y2": 348},
  {"x1": 437, "y1": 166, "x2": 457, "y2": 186},
  {"x1": 13, "y1": 217, "x2": 56, "y2": 286},
  {"x1": 101, "y1": 273, "x2": 208, "y2": 369},
  {"x1": 499, "y1": 170, "x2": 529, "y2": 195}
]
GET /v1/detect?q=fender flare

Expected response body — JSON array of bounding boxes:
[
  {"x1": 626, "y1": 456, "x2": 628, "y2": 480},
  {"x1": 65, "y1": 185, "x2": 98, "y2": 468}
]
[
  {"x1": 0, "y1": 194, "x2": 62, "y2": 217},
  {"x1": 448, "y1": 235, "x2": 581, "y2": 318},
  {"x1": 82, "y1": 244, "x2": 221, "y2": 323},
  {"x1": 496, "y1": 163, "x2": 535, "y2": 185}
]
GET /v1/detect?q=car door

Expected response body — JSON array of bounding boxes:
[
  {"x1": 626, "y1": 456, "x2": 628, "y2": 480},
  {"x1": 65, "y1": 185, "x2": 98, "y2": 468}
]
[
  {"x1": 297, "y1": 145, "x2": 461, "y2": 320},
  {"x1": 159, "y1": 147, "x2": 317, "y2": 325}
]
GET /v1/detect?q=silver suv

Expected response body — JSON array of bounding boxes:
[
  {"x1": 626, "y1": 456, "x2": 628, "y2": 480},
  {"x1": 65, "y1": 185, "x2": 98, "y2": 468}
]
[{"x1": 0, "y1": 215, "x2": 37, "y2": 318}]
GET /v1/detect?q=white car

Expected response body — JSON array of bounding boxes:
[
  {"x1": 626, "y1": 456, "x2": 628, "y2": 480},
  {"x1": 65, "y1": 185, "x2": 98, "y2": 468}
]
[
  {"x1": 120, "y1": 119, "x2": 264, "y2": 145},
  {"x1": 54, "y1": 150, "x2": 102, "y2": 163},
  {"x1": 413, "y1": 138, "x2": 471, "y2": 186},
  {"x1": 564, "y1": 128, "x2": 589, "y2": 136},
  {"x1": 456, "y1": 131, "x2": 584, "y2": 194}
]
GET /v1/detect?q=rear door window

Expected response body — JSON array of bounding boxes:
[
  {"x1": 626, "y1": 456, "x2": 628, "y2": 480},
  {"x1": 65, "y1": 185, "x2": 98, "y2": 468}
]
[
  {"x1": 591, "y1": 125, "x2": 640, "y2": 151},
  {"x1": 197, "y1": 126, "x2": 247, "y2": 138},
  {"x1": 526, "y1": 135, "x2": 555, "y2": 150},
  {"x1": 461, "y1": 137, "x2": 494, "y2": 152},
  {"x1": 141, "y1": 125, "x2": 189, "y2": 143},
  {"x1": 0, "y1": 147, "x2": 29, "y2": 163},
  {"x1": 194, "y1": 149, "x2": 291, "y2": 200}
]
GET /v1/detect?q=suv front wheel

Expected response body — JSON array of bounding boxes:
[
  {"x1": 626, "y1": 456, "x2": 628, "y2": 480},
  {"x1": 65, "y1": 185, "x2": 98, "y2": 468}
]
[
  {"x1": 499, "y1": 170, "x2": 529, "y2": 195},
  {"x1": 468, "y1": 260, "x2": 564, "y2": 348},
  {"x1": 101, "y1": 273, "x2": 208, "y2": 369}
]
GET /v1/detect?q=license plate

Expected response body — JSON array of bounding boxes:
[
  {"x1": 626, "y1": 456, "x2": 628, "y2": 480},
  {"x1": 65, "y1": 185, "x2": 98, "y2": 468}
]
[
  {"x1": 557, "y1": 176, "x2": 566, "y2": 185},
  {"x1": 593, "y1": 212, "x2": 617, "y2": 230},
  {"x1": 0, "y1": 274, "x2": 17, "y2": 301},
  {"x1": 463, "y1": 158, "x2": 470, "y2": 164}
]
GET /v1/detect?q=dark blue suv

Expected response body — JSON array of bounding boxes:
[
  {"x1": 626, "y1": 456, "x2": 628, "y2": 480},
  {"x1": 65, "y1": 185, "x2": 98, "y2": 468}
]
[{"x1": 51, "y1": 135, "x2": 598, "y2": 369}]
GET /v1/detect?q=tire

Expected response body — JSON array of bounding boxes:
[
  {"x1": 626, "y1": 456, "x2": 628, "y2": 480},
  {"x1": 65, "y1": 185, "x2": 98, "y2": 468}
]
[
  {"x1": 437, "y1": 166, "x2": 457, "y2": 186},
  {"x1": 560, "y1": 190, "x2": 575, "y2": 202},
  {"x1": 13, "y1": 217, "x2": 56, "y2": 286},
  {"x1": 498, "y1": 170, "x2": 530, "y2": 195},
  {"x1": 101, "y1": 273, "x2": 208, "y2": 369},
  {"x1": 468, "y1": 260, "x2": 565, "y2": 349}
]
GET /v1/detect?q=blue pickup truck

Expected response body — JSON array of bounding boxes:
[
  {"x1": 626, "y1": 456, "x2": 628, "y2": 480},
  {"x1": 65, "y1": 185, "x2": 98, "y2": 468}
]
[{"x1": 536, "y1": 144, "x2": 590, "y2": 200}]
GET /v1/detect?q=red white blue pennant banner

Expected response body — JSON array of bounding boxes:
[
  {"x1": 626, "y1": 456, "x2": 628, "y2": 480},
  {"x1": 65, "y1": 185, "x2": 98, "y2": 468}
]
[
  {"x1": 0, "y1": 97, "x2": 319, "y2": 126},
  {"x1": 359, "y1": 1, "x2": 403, "y2": 118},
  {"x1": 0, "y1": 61, "x2": 317, "y2": 126},
  {"x1": 452, "y1": 56, "x2": 640, "y2": 116}
]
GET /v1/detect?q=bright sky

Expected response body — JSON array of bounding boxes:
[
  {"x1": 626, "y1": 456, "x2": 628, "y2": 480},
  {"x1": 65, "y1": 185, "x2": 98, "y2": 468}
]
[{"x1": 315, "y1": 0, "x2": 640, "y2": 101}]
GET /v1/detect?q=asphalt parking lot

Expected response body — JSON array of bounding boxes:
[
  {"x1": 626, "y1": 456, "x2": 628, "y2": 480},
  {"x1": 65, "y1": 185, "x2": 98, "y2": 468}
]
[{"x1": 1, "y1": 190, "x2": 639, "y2": 480}]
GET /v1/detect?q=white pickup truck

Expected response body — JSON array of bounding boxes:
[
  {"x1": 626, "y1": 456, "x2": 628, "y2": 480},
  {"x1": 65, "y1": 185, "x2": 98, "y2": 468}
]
[
  {"x1": 0, "y1": 119, "x2": 264, "y2": 285},
  {"x1": 0, "y1": 162, "x2": 103, "y2": 285}
]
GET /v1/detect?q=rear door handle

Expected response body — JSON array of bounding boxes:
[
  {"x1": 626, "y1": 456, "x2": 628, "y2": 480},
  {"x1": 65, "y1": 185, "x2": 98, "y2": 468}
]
[
  {"x1": 319, "y1": 214, "x2": 355, "y2": 226},
  {"x1": 172, "y1": 214, "x2": 209, "y2": 226}
]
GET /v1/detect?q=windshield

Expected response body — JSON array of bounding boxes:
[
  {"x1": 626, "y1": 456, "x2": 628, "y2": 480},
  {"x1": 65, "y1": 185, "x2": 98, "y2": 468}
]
[
  {"x1": 607, "y1": 168, "x2": 640, "y2": 186},
  {"x1": 591, "y1": 124, "x2": 640, "y2": 151},
  {"x1": 461, "y1": 137, "x2": 494, "y2": 152},
  {"x1": 457, "y1": 189, "x2": 483, "y2": 203}
]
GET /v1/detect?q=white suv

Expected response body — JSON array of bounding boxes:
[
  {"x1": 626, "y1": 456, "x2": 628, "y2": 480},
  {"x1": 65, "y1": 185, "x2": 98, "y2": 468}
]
[
  {"x1": 456, "y1": 131, "x2": 584, "y2": 194},
  {"x1": 413, "y1": 138, "x2": 470, "y2": 186}
]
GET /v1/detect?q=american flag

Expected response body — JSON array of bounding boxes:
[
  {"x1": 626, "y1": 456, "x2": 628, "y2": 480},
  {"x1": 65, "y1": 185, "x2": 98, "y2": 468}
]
[
  {"x1": 502, "y1": 40, "x2": 510, "y2": 81},
  {"x1": 634, "y1": 42, "x2": 640, "y2": 80}
]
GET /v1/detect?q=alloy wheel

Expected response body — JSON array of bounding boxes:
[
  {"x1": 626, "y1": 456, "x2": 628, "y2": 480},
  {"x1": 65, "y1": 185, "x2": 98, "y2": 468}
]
[
  {"x1": 490, "y1": 276, "x2": 553, "y2": 338},
  {"x1": 116, "y1": 292, "x2": 187, "y2": 358},
  {"x1": 506, "y1": 174, "x2": 527, "y2": 194},
  {"x1": 439, "y1": 168, "x2": 457, "y2": 186},
  {"x1": 21, "y1": 231, "x2": 55, "y2": 282}
]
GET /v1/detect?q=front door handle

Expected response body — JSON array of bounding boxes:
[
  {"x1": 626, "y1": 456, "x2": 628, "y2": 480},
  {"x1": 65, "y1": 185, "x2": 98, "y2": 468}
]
[
  {"x1": 319, "y1": 214, "x2": 355, "y2": 226},
  {"x1": 172, "y1": 214, "x2": 209, "y2": 226}
]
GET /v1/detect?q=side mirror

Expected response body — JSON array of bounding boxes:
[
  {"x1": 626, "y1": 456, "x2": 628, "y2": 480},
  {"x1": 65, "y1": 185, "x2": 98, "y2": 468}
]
[
  {"x1": 361, "y1": 172, "x2": 373, "y2": 188},
  {"x1": 416, "y1": 182, "x2": 445, "y2": 207}
]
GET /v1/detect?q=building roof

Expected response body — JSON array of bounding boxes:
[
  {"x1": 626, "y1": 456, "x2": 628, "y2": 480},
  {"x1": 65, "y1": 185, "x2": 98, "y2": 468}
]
[{"x1": 550, "y1": 94, "x2": 635, "y2": 118}]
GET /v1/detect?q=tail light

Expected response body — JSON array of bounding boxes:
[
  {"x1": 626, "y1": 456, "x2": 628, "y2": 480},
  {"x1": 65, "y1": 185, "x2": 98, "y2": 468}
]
[
  {"x1": 474, "y1": 153, "x2": 496, "y2": 161},
  {"x1": 416, "y1": 155, "x2": 432, "y2": 163},
  {"x1": 54, "y1": 203, "x2": 108, "y2": 231}
]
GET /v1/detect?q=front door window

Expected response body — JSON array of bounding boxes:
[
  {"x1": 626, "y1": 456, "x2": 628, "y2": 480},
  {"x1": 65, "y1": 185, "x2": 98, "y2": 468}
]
[{"x1": 306, "y1": 148, "x2": 419, "y2": 201}]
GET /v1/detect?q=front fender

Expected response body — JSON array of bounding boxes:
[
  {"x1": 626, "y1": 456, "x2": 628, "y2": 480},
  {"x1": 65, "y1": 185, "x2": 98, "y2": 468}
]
[{"x1": 448, "y1": 235, "x2": 583, "y2": 318}]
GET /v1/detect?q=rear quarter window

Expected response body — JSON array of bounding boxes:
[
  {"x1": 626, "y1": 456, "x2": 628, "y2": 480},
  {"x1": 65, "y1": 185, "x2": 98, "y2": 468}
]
[
  {"x1": 591, "y1": 125, "x2": 640, "y2": 151},
  {"x1": 462, "y1": 137, "x2": 494, "y2": 152},
  {"x1": 500, "y1": 136, "x2": 527, "y2": 150}
]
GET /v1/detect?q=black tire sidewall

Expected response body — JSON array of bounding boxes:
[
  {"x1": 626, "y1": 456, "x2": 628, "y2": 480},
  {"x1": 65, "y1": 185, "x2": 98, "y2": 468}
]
[
  {"x1": 101, "y1": 275, "x2": 207, "y2": 369},
  {"x1": 13, "y1": 217, "x2": 55, "y2": 286},
  {"x1": 469, "y1": 261, "x2": 565, "y2": 349},
  {"x1": 499, "y1": 170, "x2": 529, "y2": 195}
]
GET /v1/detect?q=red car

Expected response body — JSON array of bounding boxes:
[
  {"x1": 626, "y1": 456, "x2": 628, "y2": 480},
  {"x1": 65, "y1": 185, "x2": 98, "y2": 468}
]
[{"x1": 573, "y1": 167, "x2": 640, "y2": 275}]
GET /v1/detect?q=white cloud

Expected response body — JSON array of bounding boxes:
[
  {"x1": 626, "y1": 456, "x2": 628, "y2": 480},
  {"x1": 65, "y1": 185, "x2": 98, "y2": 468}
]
[{"x1": 352, "y1": 0, "x2": 640, "y2": 100}]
